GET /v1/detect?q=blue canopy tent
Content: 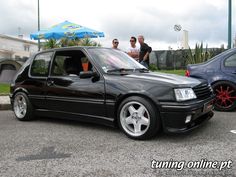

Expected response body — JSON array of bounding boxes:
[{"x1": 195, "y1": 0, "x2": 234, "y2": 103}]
[{"x1": 30, "y1": 21, "x2": 105, "y2": 40}]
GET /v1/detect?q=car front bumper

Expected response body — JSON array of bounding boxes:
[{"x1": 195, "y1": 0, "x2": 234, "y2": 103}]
[{"x1": 159, "y1": 96, "x2": 215, "y2": 133}]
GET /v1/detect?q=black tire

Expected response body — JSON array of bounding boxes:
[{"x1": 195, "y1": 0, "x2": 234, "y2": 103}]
[
  {"x1": 212, "y1": 81, "x2": 236, "y2": 111},
  {"x1": 117, "y1": 96, "x2": 161, "y2": 140},
  {"x1": 13, "y1": 92, "x2": 34, "y2": 121}
]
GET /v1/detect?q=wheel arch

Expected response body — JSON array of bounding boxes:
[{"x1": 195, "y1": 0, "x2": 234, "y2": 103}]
[
  {"x1": 113, "y1": 92, "x2": 161, "y2": 126},
  {"x1": 12, "y1": 87, "x2": 29, "y2": 98},
  {"x1": 211, "y1": 79, "x2": 236, "y2": 111},
  {"x1": 211, "y1": 80, "x2": 236, "y2": 87}
]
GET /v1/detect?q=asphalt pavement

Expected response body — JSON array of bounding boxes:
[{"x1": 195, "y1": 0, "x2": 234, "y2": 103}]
[{"x1": 0, "y1": 110, "x2": 235, "y2": 177}]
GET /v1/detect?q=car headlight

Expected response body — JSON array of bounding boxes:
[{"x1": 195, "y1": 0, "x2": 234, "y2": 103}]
[{"x1": 174, "y1": 88, "x2": 197, "y2": 101}]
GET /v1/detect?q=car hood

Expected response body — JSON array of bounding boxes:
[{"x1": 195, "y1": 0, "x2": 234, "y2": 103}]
[{"x1": 125, "y1": 71, "x2": 202, "y2": 87}]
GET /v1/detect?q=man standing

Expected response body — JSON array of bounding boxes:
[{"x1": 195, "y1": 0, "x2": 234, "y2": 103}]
[
  {"x1": 127, "y1": 36, "x2": 139, "y2": 61},
  {"x1": 112, "y1": 39, "x2": 120, "y2": 50},
  {"x1": 138, "y1": 35, "x2": 152, "y2": 68}
]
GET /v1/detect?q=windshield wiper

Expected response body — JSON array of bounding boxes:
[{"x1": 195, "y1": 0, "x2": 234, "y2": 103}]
[
  {"x1": 106, "y1": 68, "x2": 135, "y2": 73},
  {"x1": 136, "y1": 68, "x2": 149, "y2": 73}
]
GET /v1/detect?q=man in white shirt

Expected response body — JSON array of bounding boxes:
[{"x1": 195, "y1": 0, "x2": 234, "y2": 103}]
[{"x1": 127, "y1": 36, "x2": 139, "y2": 61}]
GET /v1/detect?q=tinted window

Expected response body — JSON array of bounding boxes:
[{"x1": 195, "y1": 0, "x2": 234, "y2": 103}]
[
  {"x1": 51, "y1": 55, "x2": 67, "y2": 76},
  {"x1": 31, "y1": 52, "x2": 53, "y2": 76},
  {"x1": 225, "y1": 54, "x2": 236, "y2": 67},
  {"x1": 51, "y1": 50, "x2": 93, "y2": 76}
]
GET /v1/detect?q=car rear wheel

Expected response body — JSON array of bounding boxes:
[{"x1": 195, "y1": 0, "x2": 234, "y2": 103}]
[
  {"x1": 212, "y1": 81, "x2": 236, "y2": 111},
  {"x1": 118, "y1": 96, "x2": 160, "y2": 140},
  {"x1": 13, "y1": 92, "x2": 34, "y2": 121}
]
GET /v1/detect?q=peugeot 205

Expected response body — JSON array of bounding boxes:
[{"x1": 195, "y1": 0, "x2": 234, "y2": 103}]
[{"x1": 10, "y1": 47, "x2": 215, "y2": 140}]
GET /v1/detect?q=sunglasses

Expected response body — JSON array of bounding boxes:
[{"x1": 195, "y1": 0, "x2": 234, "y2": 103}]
[
  {"x1": 114, "y1": 42, "x2": 119, "y2": 44},
  {"x1": 130, "y1": 40, "x2": 135, "y2": 42}
]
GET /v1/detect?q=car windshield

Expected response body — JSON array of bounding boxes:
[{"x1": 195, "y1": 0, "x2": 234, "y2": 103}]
[{"x1": 88, "y1": 48, "x2": 146, "y2": 73}]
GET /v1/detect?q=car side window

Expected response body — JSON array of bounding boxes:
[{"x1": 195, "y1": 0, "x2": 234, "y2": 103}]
[
  {"x1": 51, "y1": 50, "x2": 93, "y2": 77},
  {"x1": 225, "y1": 54, "x2": 236, "y2": 67},
  {"x1": 31, "y1": 52, "x2": 53, "y2": 77}
]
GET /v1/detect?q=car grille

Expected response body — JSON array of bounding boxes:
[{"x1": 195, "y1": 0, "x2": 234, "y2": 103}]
[{"x1": 193, "y1": 83, "x2": 213, "y2": 100}]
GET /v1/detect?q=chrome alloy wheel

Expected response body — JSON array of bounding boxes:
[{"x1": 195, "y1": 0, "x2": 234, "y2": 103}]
[
  {"x1": 120, "y1": 101, "x2": 150, "y2": 137},
  {"x1": 13, "y1": 94, "x2": 27, "y2": 119}
]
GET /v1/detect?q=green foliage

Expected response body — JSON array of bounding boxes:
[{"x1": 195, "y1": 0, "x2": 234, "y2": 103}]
[
  {"x1": 60, "y1": 38, "x2": 81, "y2": 47},
  {"x1": 43, "y1": 37, "x2": 101, "y2": 49},
  {"x1": 187, "y1": 43, "x2": 213, "y2": 64},
  {"x1": 149, "y1": 63, "x2": 158, "y2": 71},
  {"x1": 156, "y1": 70, "x2": 185, "y2": 76},
  {"x1": 79, "y1": 38, "x2": 101, "y2": 47},
  {"x1": 0, "y1": 83, "x2": 10, "y2": 95},
  {"x1": 43, "y1": 39, "x2": 60, "y2": 49}
]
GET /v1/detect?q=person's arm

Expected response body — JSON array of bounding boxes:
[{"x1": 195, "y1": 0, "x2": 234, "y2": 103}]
[
  {"x1": 130, "y1": 52, "x2": 139, "y2": 58},
  {"x1": 128, "y1": 48, "x2": 139, "y2": 58},
  {"x1": 143, "y1": 45, "x2": 152, "y2": 61},
  {"x1": 143, "y1": 53, "x2": 149, "y2": 61}
]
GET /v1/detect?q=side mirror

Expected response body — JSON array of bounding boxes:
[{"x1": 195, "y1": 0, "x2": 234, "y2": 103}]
[{"x1": 79, "y1": 71, "x2": 98, "y2": 79}]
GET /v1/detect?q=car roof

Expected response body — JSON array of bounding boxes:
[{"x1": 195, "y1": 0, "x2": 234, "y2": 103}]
[
  {"x1": 201, "y1": 48, "x2": 236, "y2": 64},
  {"x1": 38, "y1": 46, "x2": 113, "y2": 54}
]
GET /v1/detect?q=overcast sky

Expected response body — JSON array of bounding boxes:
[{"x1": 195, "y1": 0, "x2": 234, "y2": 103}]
[{"x1": 0, "y1": 0, "x2": 235, "y2": 50}]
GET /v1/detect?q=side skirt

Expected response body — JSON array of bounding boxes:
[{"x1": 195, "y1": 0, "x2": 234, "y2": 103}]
[{"x1": 34, "y1": 109, "x2": 116, "y2": 127}]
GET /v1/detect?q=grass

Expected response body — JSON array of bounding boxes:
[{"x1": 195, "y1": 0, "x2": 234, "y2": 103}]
[
  {"x1": 0, "y1": 83, "x2": 10, "y2": 95},
  {"x1": 155, "y1": 69, "x2": 186, "y2": 76}
]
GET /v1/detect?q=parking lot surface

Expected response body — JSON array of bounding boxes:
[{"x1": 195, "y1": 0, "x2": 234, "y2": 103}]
[{"x1": 0, "y1": 110, "x2": 235, "y2": 177}]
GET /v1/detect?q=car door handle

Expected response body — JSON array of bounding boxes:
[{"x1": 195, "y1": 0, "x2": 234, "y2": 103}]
[{"x1": 47, "y1": 80, "x2": 54, "y2": 86}]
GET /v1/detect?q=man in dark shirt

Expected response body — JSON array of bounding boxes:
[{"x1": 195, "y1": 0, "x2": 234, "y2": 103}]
[{"x1": 138, "y1": 35, "x2": 152, "y2": 68}]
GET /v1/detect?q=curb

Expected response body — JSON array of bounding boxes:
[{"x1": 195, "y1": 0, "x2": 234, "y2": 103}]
[
  {"x1": 0, "y1": 95, "x2": 11, "y2": 110},
  {"x1": 0, "y1": 104, "x2": 11, "y2": 110}
]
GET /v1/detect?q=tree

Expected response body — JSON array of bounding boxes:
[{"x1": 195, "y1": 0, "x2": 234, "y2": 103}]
[
  {"x1": 59, "y1": 38, "x2": 81, "y2": 47},
  {"x1": 59, "y1": 37, "x2": 101, "y2": 47},
  {"x1": 43, "y1": 39, "x2": 59, "y2": 49},
  {"x1": 187, "y1": 43, "x2": 212, "y2": 64},
  {"x1": 43, "y1": 37, "x2": 101, "y2": 50},
  {"x1": 78, "y1": 38, "x2": 101, "y2": 47}
]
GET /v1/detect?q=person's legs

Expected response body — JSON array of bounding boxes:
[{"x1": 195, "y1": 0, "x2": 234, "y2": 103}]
[{"x1": 140, "y1": 61, "x2": 148, "y2": 68}]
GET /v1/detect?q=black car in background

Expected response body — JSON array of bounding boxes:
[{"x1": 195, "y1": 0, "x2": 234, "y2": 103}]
[
  {"x1": 186, "y1": 48, "x2": 236, "y2": 111},
  {"x1": 10, "y1": 47, "x2": 214, "y2": 139}
]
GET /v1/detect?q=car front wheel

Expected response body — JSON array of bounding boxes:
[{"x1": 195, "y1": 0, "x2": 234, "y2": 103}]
[
  {"x1": 212, "y1": 81, "x2": 236, "y2": 111},
  {"x1": 118, "y1": 96, "x2": 160, "y2": 140},
  {"x1": 13, "y1": 92, "x2": 34, "y2": 121}
]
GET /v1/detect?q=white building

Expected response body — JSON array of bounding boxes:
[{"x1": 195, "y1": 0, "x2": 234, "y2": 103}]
[
  {"x1": 181, "y1": 30, "x2": 189, "y2": 49},
  {"x1": 0, "y1": 34, "x2": 38, "y2": 60}
]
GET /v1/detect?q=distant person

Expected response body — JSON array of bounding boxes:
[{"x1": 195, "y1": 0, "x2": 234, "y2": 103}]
[
  {"x1": 138, "y1": 35, "x2": 152, "y2": 68},
  {"x1": 127, "y1": 36, "x2": 139, "y2": 61},
  {"x1": 112, "y1": 39, "x2": 120, "y2": 50}
]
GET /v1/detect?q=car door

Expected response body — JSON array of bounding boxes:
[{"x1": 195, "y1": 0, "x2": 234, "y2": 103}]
[
  {"x1": 45, "y1": 49, "x2": 106, "y2": 118},
  {"x1": 221, "y1": 52, "x2": 236, "y2": 80},
  {"x1": 28, "y1": 51, "x2": 54, "y2": 109}
]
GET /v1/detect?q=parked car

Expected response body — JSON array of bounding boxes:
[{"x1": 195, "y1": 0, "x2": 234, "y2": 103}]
[
  {"x1": 10, "y1": 47, "x2": 214, "y2": 140},
  {"x1": 186, "y1": 48, "x2": 236, "y2": 111}
]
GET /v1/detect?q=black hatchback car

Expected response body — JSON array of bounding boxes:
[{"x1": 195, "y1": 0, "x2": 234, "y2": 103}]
[{"x1": 10, "y1": 47, "x2": 215, "y2": 139}]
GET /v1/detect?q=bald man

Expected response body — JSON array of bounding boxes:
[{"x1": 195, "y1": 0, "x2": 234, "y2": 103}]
[{"x1": 138, "y1": 35, "x2": 152, "y2": 68}]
